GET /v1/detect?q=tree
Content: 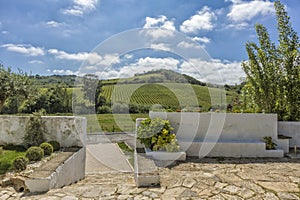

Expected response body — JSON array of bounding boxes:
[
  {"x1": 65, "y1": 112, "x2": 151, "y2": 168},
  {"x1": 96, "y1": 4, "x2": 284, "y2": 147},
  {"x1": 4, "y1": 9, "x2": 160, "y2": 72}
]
[
  {"x1": 81, "y1": 74, "x2": 106, "y2": 111},
  {"x1": 82, "y1": 74, "x2": 99, "y2": 103},
  {"x1": 242, "y1": 0, "x2": 300, "y2": 121},
  {"x1": 0, "y1": 65, "x2": 34, "y2": 112}
]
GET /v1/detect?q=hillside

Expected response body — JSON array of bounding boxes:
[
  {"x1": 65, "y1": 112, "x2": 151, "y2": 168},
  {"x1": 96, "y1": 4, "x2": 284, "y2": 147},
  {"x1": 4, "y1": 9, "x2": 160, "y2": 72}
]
[
  {"x1": 102, "y1": 69, "x2": 206, "y2": 86},
  {"x1": 102, "y1": 83, "x2": 234, "y2": 111},
  {"x1": 31, "y1": 70, "x2": 238, "y2": 112}
]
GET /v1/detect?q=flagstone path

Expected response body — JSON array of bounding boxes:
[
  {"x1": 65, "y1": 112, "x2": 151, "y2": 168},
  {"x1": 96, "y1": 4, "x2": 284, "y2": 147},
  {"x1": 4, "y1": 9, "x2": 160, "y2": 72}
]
[{"x1": 1, "y1": 156, "x2": 300, "y2": 199}]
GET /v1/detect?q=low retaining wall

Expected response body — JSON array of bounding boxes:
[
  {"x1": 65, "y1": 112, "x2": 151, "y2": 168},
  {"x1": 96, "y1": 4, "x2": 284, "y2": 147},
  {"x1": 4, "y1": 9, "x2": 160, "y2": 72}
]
[
  {"x1": 150, "y1": 112, "x2": 278, "y2": 141},
  {"x1": 0, "y1": 116, "x2": 87, "y2": 147},
  {"x1": 25, "y1": 147, "x2": 86, "y2": 193},
  {"x1": 278, "y1": 121, "x2": 300, "y2": 147},
  {"x1": 148, "y1": 112, "x2": 287, "y2": 157}
]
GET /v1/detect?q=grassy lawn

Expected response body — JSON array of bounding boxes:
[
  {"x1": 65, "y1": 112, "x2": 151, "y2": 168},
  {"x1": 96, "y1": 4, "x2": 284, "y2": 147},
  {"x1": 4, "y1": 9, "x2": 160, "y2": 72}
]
[
  {"x1": 82, "y1": 113, "x2": 149, "y2": 133},
  {"x1": 0, "y1": 149, "x2": 26, "y2": 174},
  {"x1": 117, "y1": 142, "x2": 134, "y2": 167}
]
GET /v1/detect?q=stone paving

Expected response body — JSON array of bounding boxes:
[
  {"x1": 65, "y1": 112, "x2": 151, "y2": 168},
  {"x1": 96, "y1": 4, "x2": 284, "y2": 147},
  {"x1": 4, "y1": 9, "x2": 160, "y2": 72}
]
[{"x1": 1, "y1": 157, "x2": 300, "y2": 199}]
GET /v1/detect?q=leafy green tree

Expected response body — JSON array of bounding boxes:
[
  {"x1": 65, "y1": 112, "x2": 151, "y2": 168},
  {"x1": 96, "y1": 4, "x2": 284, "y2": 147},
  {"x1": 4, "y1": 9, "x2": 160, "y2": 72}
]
[
  {"x1": 0, "y1": 65, "x2": 34, "y2": 112},
  {"x1": 242, "y1": 0, "x2": 299, "y2": 121}
]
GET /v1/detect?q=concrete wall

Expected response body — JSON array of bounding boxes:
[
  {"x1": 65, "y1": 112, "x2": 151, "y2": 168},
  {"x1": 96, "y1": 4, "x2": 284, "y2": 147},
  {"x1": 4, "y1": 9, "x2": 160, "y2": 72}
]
[
  {"x1": 147, "y1": 112, "x2": 287, "y2": 157},
  {"x1": 0, "y1": 116, "x2": 86, "y2": 147},
  {"x1": 25, "y1": 147, "x2": 86, "y2": 193},
  {"x1": 150, "y1": 112, "x2": 278, "y2": 142},
  {"x1": 278, "y1": 121, "x2": 300, "y2": 147}
]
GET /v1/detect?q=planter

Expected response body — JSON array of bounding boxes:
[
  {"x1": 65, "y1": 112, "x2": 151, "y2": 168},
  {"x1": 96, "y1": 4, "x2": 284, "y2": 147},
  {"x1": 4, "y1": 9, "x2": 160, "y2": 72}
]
[{"x1": 145, "y1": 148, "x2": 186, "y2": 161}]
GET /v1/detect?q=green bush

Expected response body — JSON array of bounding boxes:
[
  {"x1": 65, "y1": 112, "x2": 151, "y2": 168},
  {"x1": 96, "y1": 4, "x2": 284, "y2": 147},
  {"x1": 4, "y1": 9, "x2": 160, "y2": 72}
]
[
  {"x1": 39, "y1": 142, "x2": 53, "y2": 156},
  {"x1": 137, "y1": 118, "x2": 180, "y2": 152},
  {"x1": 3, "y1": 144, "x2": 26, "y2": 152},
  {"x1": 0, "y1": 147, "x2": 3, "y2": 155},
  {"x1": 263, "y1": 136, "x2": 277, "y2": 150},
  {"x1": 13, "y1": 156, "x2": 29, "y2": 171},
  {"x1": 48, "y1": 141, "x2": 60, "y2": 151},
  {"x1": 25, "y1": 146, "x2": 44, "y2": 161},
  {"x1": 97, "y1": 106, "x2": 111, "y2": 114},
  {"x1": 23, "y1": 111, "x2": 47, "y2": 148}
]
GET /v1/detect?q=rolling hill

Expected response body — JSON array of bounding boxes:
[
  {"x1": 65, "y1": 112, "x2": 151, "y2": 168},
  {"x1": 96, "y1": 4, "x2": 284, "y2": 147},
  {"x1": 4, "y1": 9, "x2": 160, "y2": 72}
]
[{"x1": 34, "y1": 69, "x2": 238, "y2": 112}]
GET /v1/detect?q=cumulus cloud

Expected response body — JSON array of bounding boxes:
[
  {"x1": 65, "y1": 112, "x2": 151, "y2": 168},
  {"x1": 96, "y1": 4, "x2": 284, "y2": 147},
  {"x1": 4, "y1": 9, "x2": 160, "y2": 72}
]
[
  {"x1": 97, "y1": 57, "x2": 179, "y2": 79},
  {"x1": 227, "y1": 0, "x2": 275, "y2": 22},
  {"x1": 226, "y1": 22, "x2": 249, "y2": 30},
  {"x1": 180, "y1": 58, "x2": 244, "y2": 85},
  {"x1": 1, "y1": 44, "x2": 45, "y2": 56},
  {"x1": 123, "y1": 54, "x2": 133, "y2": 60},
  {"x1": 142, "y1": 15, "x2": 176, "y2": 39},
  {"x1": 52, "y1": 69, "x2": 77, "y2": 75},
  {"x1": 45, "y1": 20, "x2": 64, "y2": 28},
  {"x1": 48, "y1": 49, "x2": 120, "y2": 66},
  {"x1": 177, "y1": 41, "x2": 201, "y2": 49},
  {"x1": 150, "y1": 43, "x2": 171, "y2": 51},
  {"x1": 192, "y1": 37, "x2": 210, "y2": 44},
  {"x1": 62, "y1": 0, "x2": 98, "y2": 16},
  {"x1": 180, "y1": 6, "x2": 217, "y2": 33}
]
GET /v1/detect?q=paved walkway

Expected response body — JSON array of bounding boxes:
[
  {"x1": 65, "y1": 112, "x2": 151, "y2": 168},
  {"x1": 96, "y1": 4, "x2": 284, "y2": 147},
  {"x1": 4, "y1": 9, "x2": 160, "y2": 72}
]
[
  {"x1": 1, "y1": 157, "x2": 300, "y2": 199},
  {"x1": 85, "y1": 143, "x2": 133, "y2": 173}
]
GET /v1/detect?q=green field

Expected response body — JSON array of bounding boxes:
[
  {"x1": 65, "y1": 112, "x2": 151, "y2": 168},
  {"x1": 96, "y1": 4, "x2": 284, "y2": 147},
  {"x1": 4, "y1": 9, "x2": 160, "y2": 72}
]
[
  {"x1": 102, "y1": 83, "x2": 234, "y2": 111},
  {"x1": 83, "y1": 113, "x2": 148, "y2": 133}
]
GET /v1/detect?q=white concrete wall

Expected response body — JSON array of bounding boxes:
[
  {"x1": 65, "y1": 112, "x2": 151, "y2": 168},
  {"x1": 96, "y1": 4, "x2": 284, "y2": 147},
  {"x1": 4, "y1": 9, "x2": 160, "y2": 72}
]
[
  {"x1": 25, "y1": 147, "x2": 86, "y2": 193},
  {"x1": 150, "y1": 112, "x2": 278, "y2": 141},
  {"x1": 278, "y1": 121, "x2": 300, "y2": 147},
  {"x1": 0, "y1": 116, "x2": 86, "y2": 147},
  {"x1": 148, "y1": 112, "x2": 286, "y2": 157}
]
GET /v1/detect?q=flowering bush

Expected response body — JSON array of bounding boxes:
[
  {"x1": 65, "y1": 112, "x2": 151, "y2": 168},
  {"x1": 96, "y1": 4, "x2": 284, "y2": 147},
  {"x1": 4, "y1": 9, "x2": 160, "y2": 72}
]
[{"x1": 137, "y1": 118, "x2": 180, "y2": 152}]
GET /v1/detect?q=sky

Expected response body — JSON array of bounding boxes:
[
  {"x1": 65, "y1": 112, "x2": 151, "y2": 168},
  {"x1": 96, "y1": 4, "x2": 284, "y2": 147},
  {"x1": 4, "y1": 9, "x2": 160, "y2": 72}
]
[{"x1": 0, "y1": 0, "x2": 299, "y2": 84}]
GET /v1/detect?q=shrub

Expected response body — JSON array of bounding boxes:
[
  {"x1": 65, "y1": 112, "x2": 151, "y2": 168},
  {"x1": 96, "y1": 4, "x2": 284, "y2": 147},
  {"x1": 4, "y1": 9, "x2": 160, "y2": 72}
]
[
  {"x1": 263, "y1": 136, "x2": 277, "y2": 150},
  {"x1": 3, "y1": 144, "x2": 26, "y2": 152},
  {"x1": 23, "y1": 111, "x2": 47, "y2": 148},
  {"x1": 25, "y1": 146, "x2": 44, "y2": 161},
  {"x1": 97, "y1": 106, "x2": 111, "y2": 114},
  {"x1": 13, "y1": 156, "x2": 29, "y2": 171},
  {"x1": 0, "y1": 147, "x2": 3, "y2": 155},
  {"x1": 137, "y1": 118, "x2": 180, "y2": 152},
  {"x1": 48, "y1": 140, "x2": 60, "y2": 151},
  {"x1": 39, "y1": 142, "x2": 53, "y2": 156}
]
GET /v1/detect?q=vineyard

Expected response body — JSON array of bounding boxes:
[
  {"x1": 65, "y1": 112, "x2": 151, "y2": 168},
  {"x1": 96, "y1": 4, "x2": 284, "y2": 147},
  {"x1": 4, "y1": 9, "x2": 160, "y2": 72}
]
[{"x1": 102, "y1": 83, "x2": 234, "y2": 111}]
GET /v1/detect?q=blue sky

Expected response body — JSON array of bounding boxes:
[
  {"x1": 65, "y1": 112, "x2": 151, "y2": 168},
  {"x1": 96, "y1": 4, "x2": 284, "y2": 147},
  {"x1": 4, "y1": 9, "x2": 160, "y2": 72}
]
[{"x1": 0, "y1": 0, "x2": 299, "y2": 84}]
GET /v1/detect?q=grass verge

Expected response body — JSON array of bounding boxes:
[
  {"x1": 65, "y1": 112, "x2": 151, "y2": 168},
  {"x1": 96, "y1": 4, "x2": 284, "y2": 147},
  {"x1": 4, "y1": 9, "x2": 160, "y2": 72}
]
[
  {"x1": 117, "y1": 142, "x2": 134, "y2": 167},
  {"x1": 0, "y1": 150, "x2": 26, "y2": 174}
]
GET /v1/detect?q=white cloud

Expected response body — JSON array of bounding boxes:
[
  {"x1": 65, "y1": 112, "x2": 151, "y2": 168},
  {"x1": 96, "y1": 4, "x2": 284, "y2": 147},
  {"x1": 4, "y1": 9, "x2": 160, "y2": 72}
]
[
  {"x1": 180, "y1": 6, "x2": 217, "y2": 33},
  {"x1": 142, "y1": 15, "x2": 176, "y2": 39},
  {"x1": 1, "y1": 31, "x2": 9, "y2": 34},
  {"x1": 123, "y1": 54, "x2": 133, "y2": 59},
  {"x1": 1, "y1": 44, "x2": 45, "y2": 56},
  {"x1": 226, "y1": 22, "x2": 249, "y2": 30},
  {"x1": 48, "y1": 49, "x2": 90, "y2": 61},
  {"x1": 52, "y1": 69, "x2": 76, "y2": 75},
  {"x1": 227, "y1": 0, "x2": 275, "y2": 22},
  {"x1": 192, "y1": 37, "x2": 210, "y2": 44},
  {"x1": 62, "y1": 0, "x2": 98, "y2": 16},
  {"x1": 48, "y1": 49, "x2": 120, "y2": 66},
  {"x1": 29, "y1": 60, "x2": 44, "y2": 64},
  {"x1": 98, "y1": 57, "x2": 179, "y2": 79},
  {"x1": 177, "y1": 41, "x2": 201, "y2": 49},
  {"x1": 150, "y1": 43, "x2": 171, "y2": 51},
  {"x1": 180, "y1": 58, "x2": 244, "y2": 84},
  {"x1": 46, "y1": 21, "x2": 63, "y2": 28}
]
